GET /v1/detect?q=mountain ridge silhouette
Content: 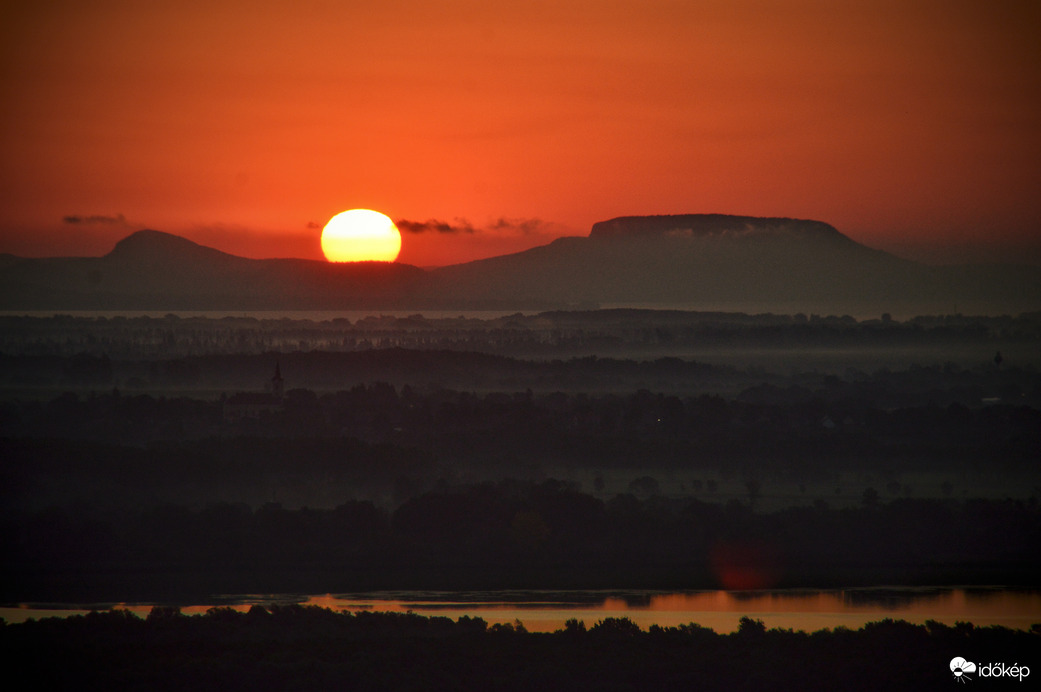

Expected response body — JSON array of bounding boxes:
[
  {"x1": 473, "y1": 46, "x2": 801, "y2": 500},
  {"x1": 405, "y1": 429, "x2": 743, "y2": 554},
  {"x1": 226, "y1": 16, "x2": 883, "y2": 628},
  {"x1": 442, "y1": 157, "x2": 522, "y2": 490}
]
[
  {"x1": 2, "y1": 216, "x2": 1039, "y2": 314},
  {"x1": 106, "y1": 229, "x2": 239, "y2": 262},
  {"x1": 588, "y1": 214, "x2": 853, "y2": 244}
]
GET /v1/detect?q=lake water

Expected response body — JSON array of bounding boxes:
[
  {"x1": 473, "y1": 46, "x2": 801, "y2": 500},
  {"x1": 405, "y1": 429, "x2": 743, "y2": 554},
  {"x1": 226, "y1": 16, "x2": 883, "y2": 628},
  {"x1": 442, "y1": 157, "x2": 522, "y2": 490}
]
[{"x1": 4, "y1": 587, "x2": 1039, "y2": 633}]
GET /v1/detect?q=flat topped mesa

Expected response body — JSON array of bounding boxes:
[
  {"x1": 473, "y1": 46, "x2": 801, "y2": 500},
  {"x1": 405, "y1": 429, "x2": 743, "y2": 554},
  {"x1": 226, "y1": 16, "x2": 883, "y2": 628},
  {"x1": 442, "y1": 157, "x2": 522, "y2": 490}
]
[{"x1": 589, "y1": 214, "x2": 847, "y2": 242}]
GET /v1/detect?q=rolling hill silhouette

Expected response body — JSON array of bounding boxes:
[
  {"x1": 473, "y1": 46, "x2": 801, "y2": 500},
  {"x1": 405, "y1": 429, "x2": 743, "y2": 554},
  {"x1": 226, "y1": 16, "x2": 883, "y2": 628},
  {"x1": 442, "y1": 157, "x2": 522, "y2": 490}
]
[
  {"x1": 2, "y1": 217, "x2": 1038, "y2": 314},
  {"x1": 0, "y1": 230, "x2": 424, "y2": 310}
]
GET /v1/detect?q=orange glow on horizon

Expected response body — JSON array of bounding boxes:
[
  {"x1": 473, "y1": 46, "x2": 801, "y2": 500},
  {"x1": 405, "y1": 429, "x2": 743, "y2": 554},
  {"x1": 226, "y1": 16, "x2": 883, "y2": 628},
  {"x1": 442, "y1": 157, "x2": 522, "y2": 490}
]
[{"x1": 1, "y1": 2, "x2": 1039, "y2": 266}]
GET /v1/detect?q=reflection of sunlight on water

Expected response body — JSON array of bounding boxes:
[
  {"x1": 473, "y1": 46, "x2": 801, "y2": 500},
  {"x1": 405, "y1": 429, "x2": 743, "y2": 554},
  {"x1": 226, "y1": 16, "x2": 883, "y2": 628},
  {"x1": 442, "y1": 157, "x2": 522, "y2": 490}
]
[
  {"x1": 299, "y1": 588, "x2": 1041, "y2": 633},
  {"x1": 3, "y1": 588, "x2": 1039, "y2": 633},
  {"x1": 306, "y1": 588, "x2": 1041, "y2": 633}
]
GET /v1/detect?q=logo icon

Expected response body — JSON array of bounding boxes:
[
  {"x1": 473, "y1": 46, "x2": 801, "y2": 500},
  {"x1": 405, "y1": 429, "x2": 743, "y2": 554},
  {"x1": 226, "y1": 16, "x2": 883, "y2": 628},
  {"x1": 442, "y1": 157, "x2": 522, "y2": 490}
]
[{"x1": 951, "y1": 657, "x2": 976, "y2": 683}]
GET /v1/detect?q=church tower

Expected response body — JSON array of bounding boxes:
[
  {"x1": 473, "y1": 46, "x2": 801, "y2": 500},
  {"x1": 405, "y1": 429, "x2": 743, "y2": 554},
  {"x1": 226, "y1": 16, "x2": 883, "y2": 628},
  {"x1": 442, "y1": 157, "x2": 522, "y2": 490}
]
[{"x1": 271, "y1": 362, "x2": 284, "y2": 400}]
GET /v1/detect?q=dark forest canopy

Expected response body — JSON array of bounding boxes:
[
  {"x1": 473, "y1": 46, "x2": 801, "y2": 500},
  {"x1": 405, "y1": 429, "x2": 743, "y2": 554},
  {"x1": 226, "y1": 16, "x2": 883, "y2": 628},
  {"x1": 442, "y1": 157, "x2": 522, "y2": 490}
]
[
  {"x1": 3, "y1": 309, "x2": 1039, "y2": 631},
  {"x1": 4, "y1": 481, "x2": 1040, "y2": 601},
  {"x1": 2, "y1": 309, "x2": 1040, "y2": 361},
  {"x1": 2, "y1": 359, "x2": 1038, "y2": 460},
  {"x1": 3, "y1": 604, "x2": 1037, "y2": 692}
]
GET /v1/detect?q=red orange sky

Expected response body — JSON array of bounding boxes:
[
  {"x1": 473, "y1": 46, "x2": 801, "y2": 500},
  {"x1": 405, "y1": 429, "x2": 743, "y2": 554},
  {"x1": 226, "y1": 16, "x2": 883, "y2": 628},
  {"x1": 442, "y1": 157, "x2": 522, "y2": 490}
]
[{"x1": 2, "y1": 0, "x2": 1039, "y2": 266}]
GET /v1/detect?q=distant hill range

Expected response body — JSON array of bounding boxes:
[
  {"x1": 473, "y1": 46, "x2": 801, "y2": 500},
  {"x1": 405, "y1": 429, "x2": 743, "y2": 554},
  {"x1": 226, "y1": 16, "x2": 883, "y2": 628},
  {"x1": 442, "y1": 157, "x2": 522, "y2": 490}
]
[
  {"x1": 0, "y1": 230, "x2": 425, "y2": 311},
  {"x1": 2, "y1": 215, "x2": 1039, "y2": 314}
]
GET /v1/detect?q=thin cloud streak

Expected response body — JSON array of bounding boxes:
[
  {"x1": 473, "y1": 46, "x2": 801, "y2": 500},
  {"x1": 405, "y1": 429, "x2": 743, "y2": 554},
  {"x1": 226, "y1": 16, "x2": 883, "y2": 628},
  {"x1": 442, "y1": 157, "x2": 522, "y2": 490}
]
[
  {"x1": 396, "y1": 218, "x2": 548, "y2": 235},
  {"x1": 396, "y1": 219, "x2": 475, "y2": 234},
  {"x1": 62, "y1": 214, "x2": 127, "y2": 225}
]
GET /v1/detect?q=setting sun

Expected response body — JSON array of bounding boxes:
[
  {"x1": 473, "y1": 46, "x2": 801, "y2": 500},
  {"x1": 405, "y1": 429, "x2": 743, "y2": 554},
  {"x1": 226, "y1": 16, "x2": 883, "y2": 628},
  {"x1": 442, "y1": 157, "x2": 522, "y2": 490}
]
[{"x1": 321, "y1": 209, "x2": 401, "y2": 262}]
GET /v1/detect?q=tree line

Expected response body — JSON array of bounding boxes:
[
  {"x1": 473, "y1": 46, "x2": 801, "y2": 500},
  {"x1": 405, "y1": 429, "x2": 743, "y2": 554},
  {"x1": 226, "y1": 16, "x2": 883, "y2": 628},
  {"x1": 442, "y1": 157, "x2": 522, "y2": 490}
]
[
  {"x1": 4, "y1": 604, "x2": 1037, "y2": 691},
  {"x1": 4, "y1": 481, "x2": 1039, "y2": 601}
]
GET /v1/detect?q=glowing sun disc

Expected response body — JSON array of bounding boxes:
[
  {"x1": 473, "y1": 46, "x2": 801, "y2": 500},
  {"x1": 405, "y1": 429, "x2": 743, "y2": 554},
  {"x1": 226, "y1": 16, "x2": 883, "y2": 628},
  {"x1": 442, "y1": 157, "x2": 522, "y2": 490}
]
[{"x1": 321, "y1": 209, "x2": 401, "y2": 262}]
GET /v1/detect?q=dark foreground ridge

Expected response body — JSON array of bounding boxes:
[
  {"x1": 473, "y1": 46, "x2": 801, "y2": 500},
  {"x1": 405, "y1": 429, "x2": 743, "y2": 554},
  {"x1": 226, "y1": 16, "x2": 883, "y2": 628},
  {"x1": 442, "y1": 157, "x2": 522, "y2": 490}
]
[{"x1": 4, "y1": 605, "x2": 1037, "y2": 691}]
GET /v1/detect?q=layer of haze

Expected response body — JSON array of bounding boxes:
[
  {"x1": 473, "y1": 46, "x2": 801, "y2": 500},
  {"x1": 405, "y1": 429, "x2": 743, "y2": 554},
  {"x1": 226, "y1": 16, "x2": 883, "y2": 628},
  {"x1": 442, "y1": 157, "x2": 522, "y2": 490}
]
[{"x1": 2, "y1": 0, "x2": 1039, "y2": 266}]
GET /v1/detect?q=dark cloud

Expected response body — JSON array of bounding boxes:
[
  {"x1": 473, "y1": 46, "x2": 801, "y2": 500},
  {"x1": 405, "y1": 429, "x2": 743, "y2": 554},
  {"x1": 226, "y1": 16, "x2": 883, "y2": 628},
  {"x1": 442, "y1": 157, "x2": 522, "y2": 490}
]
[
  {"x1": 396, "y1": 218, "x2": 476, "y2": 234},
  {"x1": 396, "y1": 217, "x2": 547, "y2": 235},
  {"x1": 489, "y1": 217, "x2": 546, "y2": 234},
  {"x1": 306, "y1": 221, "x2": 321, "y2": 229},
  {"x1": 63, "y1": 213, "x2": 127, "y2": 225}
]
